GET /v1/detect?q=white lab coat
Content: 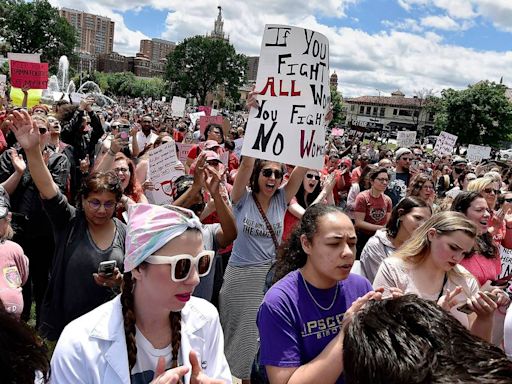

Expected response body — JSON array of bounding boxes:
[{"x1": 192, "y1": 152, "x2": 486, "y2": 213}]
[{"x1": 50, "y1": 295, "x2": 232, "y2": 383}]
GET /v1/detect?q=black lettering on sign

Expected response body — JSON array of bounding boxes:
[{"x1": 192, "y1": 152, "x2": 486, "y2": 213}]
[
  {"x1": 303, "y1": 30, "x2": 328, "y2": 60},
  {"x1": 265, "y1": 27, "x2": 292, "y2": 47},
  {"x1": 252, "y1": 121, "x2": 284, "y2": 155},
  {"x1": 254, "y1": 100, "x2": 277, "y2": 121}
]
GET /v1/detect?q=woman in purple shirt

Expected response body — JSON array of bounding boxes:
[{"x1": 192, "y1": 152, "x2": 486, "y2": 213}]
[{"x1": 256, "y1": 204, "x2": 379, "y2": 384}]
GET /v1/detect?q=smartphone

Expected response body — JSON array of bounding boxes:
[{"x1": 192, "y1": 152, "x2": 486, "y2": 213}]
[
  {"x1": 457, "y1": 292, "x2": 499, "y2": 314},
  {"x1": 119, "y1": 124, "x2": 130, "y2": 142},
  {"x1": 491, "y1": 274, "x2": 512, "y2": 286},
  {"x1": 98, "y1": 260, "x2": 117, "y2": 277}
]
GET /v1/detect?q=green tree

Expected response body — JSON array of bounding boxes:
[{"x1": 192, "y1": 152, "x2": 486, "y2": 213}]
[
  {"x1": 433, "y1": 81, "x2": 512, "y2": 146},
  {"x1": 166, "y1": 36, "x2": 247, "y2": 106},
  {"x1": 0, "y1": 0, "x2": 77, "y2": 69},
  {"x1": 329, "y1": 86, "x2": 345, "y2": 128}
]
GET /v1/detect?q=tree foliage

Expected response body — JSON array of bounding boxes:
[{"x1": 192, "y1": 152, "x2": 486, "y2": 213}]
[
  {"x1": 0, "y1": 0, "x2": 77, "y2": 69},
  {"x1": 432, "y1": 81, "x2": 512, "y2": 146},
  {"x1": 166, "y1": 36, "x2": 247, "y2": 105},
  {"x1": 73, "y1": 71, "x2": 167, "y2": 99},
  {"x1": 329, "y1": 86, "x2": 345, "y2": 128}
]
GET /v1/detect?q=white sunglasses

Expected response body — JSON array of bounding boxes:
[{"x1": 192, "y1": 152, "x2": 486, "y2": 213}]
[{"x1": 145, "y1": 250, "x2": 215, "y2": 282}]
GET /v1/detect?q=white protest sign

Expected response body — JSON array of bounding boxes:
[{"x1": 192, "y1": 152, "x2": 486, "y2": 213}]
[
  {"x1": 433, "y1": 131, "x2": 457, "y2": 155},
  {"x1": 0, "y1": 75, "x2": 6, "y2": 98},
  {"x1": 396, "y1": 131, "x2": 417, "y2": 148},
  {"x1": 241, "y1": 24, "x2": 330, "y2": 169},
  {"x1": 148, "y1": 142, "x2": 184, "y2": 205},
  {"x1": 499, "y1": 246, "x2": 512, "y2": 279},
  {"x1": 220, "y1": 151, "x2": 229, "y2": 167},
  {"x1": 189, "y1": 111, "x2": 205, "y2": 127},
  {"x1": 7, "y1": 52, "x2": 40, "y2": 63},
  {"x1": 211, "y1": 108, "x2": 219, "y2": 116},
  {"x1": 171, "y1": 96, "x2": 186, "y2": 117},
  {"x1": 466, "y1": 144, "x2": 491, "y2": 162},
  {"x1": 234, "y1": 138, "x2": 244, "y2": 159},
  {"x1": 161, "y1": 96, "x2": 167, "y2": 102},
  {"x1": 176, "y1": 142, "x2": 195, "y2": 163}
]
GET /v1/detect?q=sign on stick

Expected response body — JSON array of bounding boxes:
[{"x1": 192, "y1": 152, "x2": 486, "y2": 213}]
[
  {"x1": 433, "y1": 131, "x2": 457, "y2": 155},
  {"x1": 171, "y1": 96, "x2": 186, "y2": 117},
  {"x1": 148, "y1": 142, "x2": 184, "y2": 205},
  {"x1": 466, "y1": 144, "x2": 491, "y2": 162},
  {"x1": 396, "y1": 131, "x2": 417, "y2": 148},
  {"x1": 10, "y1": 61, "x2": 48, "y2": 89}
]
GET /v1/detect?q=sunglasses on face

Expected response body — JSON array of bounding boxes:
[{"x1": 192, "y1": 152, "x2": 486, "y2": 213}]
[
  {"x1": 483, "y1": 188, "x2": 501, "y2": 195},
  {"x1": 145, "y1": 251, "x2": 215, "y2": 282},
  {"x1": 261, "y1": 168, "x2": 283, "y2": 179},
  {"x1": 306, "y1": 174, "x2": 320, "y2": 181}
]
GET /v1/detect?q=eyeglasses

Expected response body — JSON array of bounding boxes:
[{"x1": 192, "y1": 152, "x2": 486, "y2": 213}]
[
  {"x1": 401, "y1": 157, "x2": 412, "y2": 161},
  {"x1": 421, "y1": 185, "x2": 434, "y2": 190},
  {"x1": 306, "y1": 174, "x2": 320, "y2": 181},
  {"x1": 38, "y1": 127, "x2": 47, "y2": 134},
  {"x1": 86, "y1": 199, "x2": 116, "y2": 210},
  {"x1": 375, "y1": 177, "x2": 389, "y2": 183},
  {"x1": 483, "y1": 188, "x2": 501, "y2": 195},
  {"x1": 261, "y1": 168, "x2": 283, "y2": 179},
  {"x1": 145, "y1": 251, "x2": 215, "y2": 282},
  {"x1": 114, "y1": 167, "x2": 130, "y2": 174}
]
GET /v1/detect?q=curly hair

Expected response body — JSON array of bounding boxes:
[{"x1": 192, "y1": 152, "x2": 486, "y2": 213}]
[
  {"x1": 407, "y1": 173, "x2": 434, "y2": 197},
  {"x1": 79, "y1": 170, "x2": 123, "y2": 209},
  {"x1": 273, "y1": 204, "x2": 345, "y2": 283}
]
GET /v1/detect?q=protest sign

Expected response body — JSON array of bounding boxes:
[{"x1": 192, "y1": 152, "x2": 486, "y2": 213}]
[
  {"x1": 10, "y1": 61, "x2": 49, "y2": 89},
  {"x1": 176, "y1": 142, "x2": 195, "y2": 163},
  {"x1": 242, "y1": 25, "x2": 330, "y2": 169},
  {"x1": 396, "y1": 131, "x2": 417, "y2": 148},
  {"x1": 220, "y1": 151, "x2": 229, "y2": 167},
  {"x1": 198, "y1": 106, "x2": 212, "y2": 116},
  {"x1": 466, "y1": 144, "x2": 491, "y2": 162},
  {"x1": 0, "y1": 75, "x2": 6, "y2": 98},
  {"x1": 189, "y1": 111, "x2": 205, "y2": 127},
  {"x1": 161, "y1": 96, "x2": 167, "y2": 102},
  {"x1": 70, "y1": 92, "x2": 86, "y2": 105},
  {"x1": 171, "y1": 96, "x2": 186, "y2": 117},
  {"x1": 433, "y1": 131, "x2": 457, "y2": 155},
  {"x1": 233, "y1": 138, "x2": 244, "y2": 159},
  {"x1": 331, "y1": 128, "x2": 344, "y2": 136},
  {"x1": 199, "y1": 116, "x2": 224, "y2": 135},
  {"x1": 499, "y1": 246, "x2": 512, "y2": 279},
  {"x1": 211, "y1": 109, "x2": 219, "y2": 116},
  {"x1": 7, "y1": 52, "x2": 40, "y2": 63},
  {"x1": 148, "y1": 142, "x2": 184, "y2": 205}
]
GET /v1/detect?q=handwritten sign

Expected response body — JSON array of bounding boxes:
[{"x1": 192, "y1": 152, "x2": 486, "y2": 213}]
[
  {"x1": 500, "y1": 246, "x2": 512, "y2": 279},
  {"x1": 199, "y1": 115, "x2": 224, "y2": 135},
  {"x1": 198, "y1": 106, "x2": 212, "y2": 116},
  {"x1": 233, "y1": 138, "x2": 244, "y2": 159},
  {"x1": 189, "y1": 111, "x2": 205, "y2": 127},
  {"x1": 466, "y1": 144, "x2": 491, "y2": 162},
  {"x1": 10, "y1": 61, "x2": 48, "y2": 89},
  {"x1": 171, "y1": 96, "x2": 186, "y2": 117},
  {"x1": 433, "y1": 131, "x2": 457, "y2": 156},
  {"x1": 176, "y1": 142, "x2": 195, "y2": 163},
  {"x1": 241, "y1": 24, "x2": 330, "y2": 169},
  {"x1": 0, "y1": 75, "x2": 5, "y2": 98},
  {"x1": 396, "y1": 131, "x2": 417, "y2": 148},
  {"x1": 148, "y1": 142, "x2": 184, "y2": 205}
]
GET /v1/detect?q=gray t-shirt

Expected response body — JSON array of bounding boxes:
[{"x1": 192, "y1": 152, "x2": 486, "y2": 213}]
[
  {"x1": 193, "y1": 223, "x2": 220, "y2": 301},
  {"x1": 229, "y1": 188, "x2": 287, "y2": 267}
]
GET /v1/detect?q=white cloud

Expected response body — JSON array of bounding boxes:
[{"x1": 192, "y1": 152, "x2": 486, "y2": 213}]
[
  {"x1": 420, "y1": 15, "x2": 469, "y2": 31},
  {"x1": 47, "y1": 1, "x2": 512, "y2": 98},
  {"x1": 475, "y1": 0, "x2": 512, "y2": 32}
]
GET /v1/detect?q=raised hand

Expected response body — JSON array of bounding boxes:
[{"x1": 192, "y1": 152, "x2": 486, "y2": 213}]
[
  {"x1": 79, "y1": 155, "x2": 90, "y2": 174},
  {"x1": 9, "y1": 148, "x2": 26, "y2": 174},
  {"x1": 5, "y1": 109, "x2": 40, "y2": 151},
  {"x1": 437, "y1": 286, "x2": 463, "y2": 311},
  {"x1": 204, "y1": 165, "x2": 222, "y2": 197}
]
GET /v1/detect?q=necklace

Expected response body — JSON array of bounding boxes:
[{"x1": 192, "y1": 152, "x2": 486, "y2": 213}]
[{"x1": 300, "y1": 271, "x2": 339, "y2": 311}]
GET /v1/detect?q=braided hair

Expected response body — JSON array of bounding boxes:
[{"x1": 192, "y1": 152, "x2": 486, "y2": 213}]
[{"x1": 121, "y1": 271, "x2": 182, "y2": 371}]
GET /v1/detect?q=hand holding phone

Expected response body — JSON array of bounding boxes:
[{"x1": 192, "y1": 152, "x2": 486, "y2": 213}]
[
  {"x1": 98, "y1": 260, "x2": 116, "y2": 277},
  {"x1": 457, "y1": 292, "x2": 499, "y2": 314}
]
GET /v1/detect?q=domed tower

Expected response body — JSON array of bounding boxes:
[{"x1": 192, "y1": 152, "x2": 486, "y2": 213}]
[{"x1": 330, "y1": 71, "x2": 338, "y2": 88}]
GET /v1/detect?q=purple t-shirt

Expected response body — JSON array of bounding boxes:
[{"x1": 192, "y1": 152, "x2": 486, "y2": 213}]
[{"x1": 257, "y1": 270, "x2": 373, "y2": 383}]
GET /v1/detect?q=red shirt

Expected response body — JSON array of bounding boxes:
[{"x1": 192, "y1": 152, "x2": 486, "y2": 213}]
[{"x1": 354, "y1": 190, "x2": 392, "y2": 234}]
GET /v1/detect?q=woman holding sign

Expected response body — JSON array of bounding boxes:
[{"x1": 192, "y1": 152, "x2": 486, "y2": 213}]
[{"x1": 219, "y1": 153, "x2": 307, "y2": 382}]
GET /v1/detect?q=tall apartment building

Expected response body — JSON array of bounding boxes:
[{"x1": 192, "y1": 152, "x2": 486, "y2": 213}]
[
  {"x1": 60, "y1": 8, "x2": 114, "y2": 55},
  {"x1": 140, "y1": 38, "x2": 175, "y2": 62}
]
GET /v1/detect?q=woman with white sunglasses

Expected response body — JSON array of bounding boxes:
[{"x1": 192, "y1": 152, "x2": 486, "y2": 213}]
[{"x1": 51, "y1": 203, "x2": 231, "y2": 384}]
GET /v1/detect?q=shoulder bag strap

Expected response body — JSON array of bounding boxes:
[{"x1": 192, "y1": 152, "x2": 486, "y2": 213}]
[{"x1": 253, "y1": 193, "x2": 280, "y2": 251}]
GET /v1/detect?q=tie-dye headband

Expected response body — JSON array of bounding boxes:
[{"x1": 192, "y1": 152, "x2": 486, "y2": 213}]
[{"x1": 124, "y1": 204, "x2": 203, "y2": 272}]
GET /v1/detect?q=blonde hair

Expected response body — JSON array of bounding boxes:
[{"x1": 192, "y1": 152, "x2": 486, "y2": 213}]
[
  {"x1": 483, "y1": 171, "x2": 502, "y2": 184},
  {"x1": 394, "y1": 211, "x2": 477, "y2": 270},
  {"x1": 467, "y1": 176, "x2": 495, "y2": 193}
]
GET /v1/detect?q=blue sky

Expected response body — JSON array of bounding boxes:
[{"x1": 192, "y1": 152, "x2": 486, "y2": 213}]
[{"x1": 51, "y1": 0, "x2": 512, "y2": 96}]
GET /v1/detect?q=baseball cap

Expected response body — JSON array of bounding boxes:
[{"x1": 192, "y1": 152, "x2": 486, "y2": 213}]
[
  {"x1": 204, "y1": 150, "x2": 221, "y2": 162},
  {"x1": 204, "y1": 140, "x2": 220, "y2": 150},
  {"x1": 452, "y1": 157, "x2": 468, "y2": 166},
  {"x1": 0, "y1": 186, "x2": 10, "y2": 219}
]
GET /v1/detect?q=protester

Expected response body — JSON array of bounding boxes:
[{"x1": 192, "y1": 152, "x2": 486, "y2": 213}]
[
  {"x1": 373, "y1": 211, "x2": 505, "y2": 341},
  {"x1": 360, "y1": 196, "x2": 431, "y2": 283},
  {"x1": 354, "y1": 167, "x2": 392, "y2": 257},
  {"x1": 343, "y1": 295, "x2": 512, "y2": 384},
  {"x1": 406, "y1": 173, "x2": 436, "y2": 207},
  {"x1": 436, "y1": 157, "x2": 467, "y2": 198},
  {"x1": 185, "y1": 124, "x2": 225, "y2": 172},
  {"x1": 51, "y1": 204, "x2": 231, "y2": 383},
  {"x1": 6, "y1": 109, "x2": 126, "y2": 340}
]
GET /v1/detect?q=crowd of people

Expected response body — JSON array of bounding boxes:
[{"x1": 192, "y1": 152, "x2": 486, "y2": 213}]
[{"x1": 1, "y1": 90, "x2": 512, "y2": 383}]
